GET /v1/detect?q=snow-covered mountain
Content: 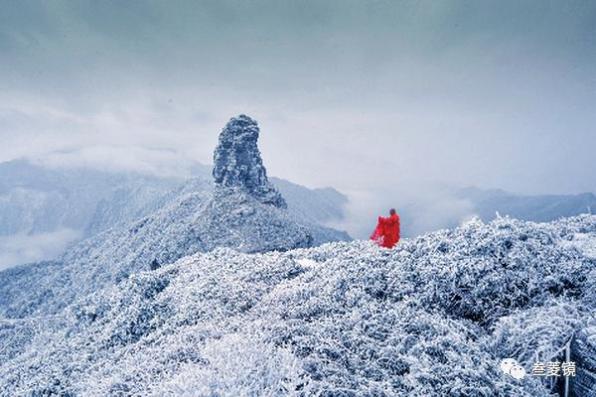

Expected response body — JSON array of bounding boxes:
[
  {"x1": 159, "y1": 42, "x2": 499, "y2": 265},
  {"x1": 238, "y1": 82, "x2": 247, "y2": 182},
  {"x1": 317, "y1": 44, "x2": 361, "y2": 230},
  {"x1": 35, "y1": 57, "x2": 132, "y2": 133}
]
[
  {"x1": 0, "y1": 158, "x2": 185, "y2": 238},
  {"x1": 271, "y1": 177, "x2": 347, "y2": 225},
  {"x1": 1, "y1": 214, "x2": 594, "y2": 396},
  {"x1": 213, "y1": 114, "x2": 286, "y2": 208},
  {"x1": 0, "y1": 159, "x2": 186, "y2": 267},
  {"x1": 1, "y1": 116, "x2": 594, "y2": 396},
  {"x1": 0, "y1": 157, "x2": 349, "y2": 268},
  {"x1": 4, "y1": 155, "x2": 594, "y2": 270},
  {"x1": 395, "y1": 186, "x2": 596, "y2": 239},
  {"x1": 458, "y1": 186, "x2": 596, "y2": 222},
  {"x1": 0, "y1": 115, "x2": 350, "y2": 317}
]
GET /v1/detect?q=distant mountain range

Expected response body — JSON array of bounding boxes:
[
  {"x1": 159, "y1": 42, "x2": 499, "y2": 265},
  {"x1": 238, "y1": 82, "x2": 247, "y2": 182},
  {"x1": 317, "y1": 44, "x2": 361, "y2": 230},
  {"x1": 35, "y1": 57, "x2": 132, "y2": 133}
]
[
  {"x1": 0, "y1": 158, "x2": 350, "y2": 268},
  {"x1": 457, "y1": 186, "x2": 595, "y2": 222},
  {"x1": 1, "y1": 158, "x2": 594, "y2": 268}
]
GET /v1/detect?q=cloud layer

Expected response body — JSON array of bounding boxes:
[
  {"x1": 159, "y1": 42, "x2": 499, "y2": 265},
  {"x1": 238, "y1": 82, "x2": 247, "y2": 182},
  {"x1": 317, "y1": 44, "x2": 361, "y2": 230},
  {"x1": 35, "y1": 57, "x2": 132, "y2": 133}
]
[
  {"x1": 0, "y1": 228, "x2": 81, "y2": 270},
  {"x1": 1, "y1": 1, "x2": 595, "y2": 227}
]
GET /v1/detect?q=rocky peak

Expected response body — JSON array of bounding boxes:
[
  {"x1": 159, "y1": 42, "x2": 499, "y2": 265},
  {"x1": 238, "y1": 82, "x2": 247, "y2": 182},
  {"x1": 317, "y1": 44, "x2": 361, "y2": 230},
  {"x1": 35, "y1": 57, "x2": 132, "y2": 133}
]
[{"x1": 212, "y1": 115, "x2": 286, "y2": 208}]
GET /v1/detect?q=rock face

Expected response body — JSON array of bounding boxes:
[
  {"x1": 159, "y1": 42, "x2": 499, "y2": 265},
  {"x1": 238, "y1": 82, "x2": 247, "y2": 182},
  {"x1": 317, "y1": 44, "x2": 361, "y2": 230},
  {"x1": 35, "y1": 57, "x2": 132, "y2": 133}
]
[
  {"x1": 213, "y1": 115, "x2": 286, "y2": 208},
  {"x1": 1, "y1": 115, "x2": 345, "y2": 317}
]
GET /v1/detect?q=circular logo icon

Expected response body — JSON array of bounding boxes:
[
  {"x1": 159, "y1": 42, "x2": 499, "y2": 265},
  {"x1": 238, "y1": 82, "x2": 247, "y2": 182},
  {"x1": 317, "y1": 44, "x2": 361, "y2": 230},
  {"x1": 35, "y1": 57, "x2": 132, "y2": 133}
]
[{"x1": 499, "y1": 358, "x2": 526, "y2": 380}]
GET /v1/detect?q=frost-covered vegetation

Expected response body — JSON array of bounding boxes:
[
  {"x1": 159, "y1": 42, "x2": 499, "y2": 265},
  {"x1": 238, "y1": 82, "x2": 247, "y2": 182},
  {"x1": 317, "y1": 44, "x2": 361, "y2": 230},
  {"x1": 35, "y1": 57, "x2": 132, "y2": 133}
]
[
  {"x1": 0, "y1": 215, "x2": 594, "y2": 396},
  {"x1": 0, "y1": 116, "x2": 350, "y2": 318},
  {"x1": 0, "y1": 158, "x2": 350, "y2": 268},
  {"x1": 1, "y1": 116, "x2": 593, "y2": 395},
  {"x1": 0, "y1": 180, "x2": 347, "y2": 319}
]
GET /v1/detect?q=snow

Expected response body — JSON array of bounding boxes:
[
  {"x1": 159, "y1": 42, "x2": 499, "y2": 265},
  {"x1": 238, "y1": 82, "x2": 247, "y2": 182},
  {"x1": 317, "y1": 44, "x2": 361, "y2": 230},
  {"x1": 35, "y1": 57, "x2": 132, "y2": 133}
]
[
  {"x1": 0, "y1": 159, "x2": 183, "y2": 238},
  {"x1": 0, "y1": 116, "x2": 350, "y2": 318},
  {"x1": 0, "y1": 181, "x2": 343, "y2": 318},
  {"x1": 559, "y1": 232, "x2": 596, "y2": 259},
  {"x1": 0, "y1": 115, "x2": 593, "y2": 396},
  {"x1": 213, "y1": 115, "x2": 286, "y2": 208},
  {"x1": 296, "y1": 258, "x2": 320, "y2": 269},
  {"x1": 0, "y1": 159, "x2": 350, "y2": 268},
  {"x1": 0, "y1": 215, "x2": 594, "y2": 396}
]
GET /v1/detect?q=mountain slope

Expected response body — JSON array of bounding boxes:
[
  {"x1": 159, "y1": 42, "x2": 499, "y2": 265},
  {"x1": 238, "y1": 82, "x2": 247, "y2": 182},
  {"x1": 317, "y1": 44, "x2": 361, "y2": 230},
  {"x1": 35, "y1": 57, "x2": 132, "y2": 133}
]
[
  {"x1": 271, "y1": 177, "x2": 347, "y2": 225},
  {"x1": 1, "y1": 215, "x2": 594, "y2": 396},
  {"x1": 0, "y1": 159, "x2": 184, "y2": 237},
  {"x1": 0, "y1": 158, "x2": 350, "y2": 268},
  {"x1": 0, "y1": 115, "x2": 349, "y2": 317},
  {"x1": 0, "y1": 159, "x2": 186, "y2": 268},
  {"x1": 0, "y1": 181, "x2": 348, "y2": 318}
]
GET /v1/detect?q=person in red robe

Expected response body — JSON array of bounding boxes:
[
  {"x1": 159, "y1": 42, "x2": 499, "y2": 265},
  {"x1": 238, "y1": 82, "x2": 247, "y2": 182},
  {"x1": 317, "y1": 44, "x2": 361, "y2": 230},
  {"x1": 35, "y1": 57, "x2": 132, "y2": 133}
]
[{"x1": 370, "y1": 208, "x2": 400, "y2": 248}]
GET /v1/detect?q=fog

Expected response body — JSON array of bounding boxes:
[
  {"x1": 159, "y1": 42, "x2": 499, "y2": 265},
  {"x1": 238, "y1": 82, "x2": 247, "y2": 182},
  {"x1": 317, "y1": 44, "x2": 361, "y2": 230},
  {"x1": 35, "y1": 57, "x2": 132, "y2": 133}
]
[
  {"x1": 0, "y1": 228, "x2": 81, "y2": 270},
  {"x1": 2, "y1": 1, "x2": 595, "y2": 239}
]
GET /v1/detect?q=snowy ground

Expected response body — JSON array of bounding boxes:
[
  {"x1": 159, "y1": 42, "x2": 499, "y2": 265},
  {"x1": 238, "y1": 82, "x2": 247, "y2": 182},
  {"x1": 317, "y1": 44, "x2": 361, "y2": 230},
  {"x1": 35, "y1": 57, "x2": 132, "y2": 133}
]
[
  {"x1": 560, "y1": 232, "x2": 596, "y2": 259},
  {"x1": 0, "y1": 215, "x2": 594, "y2": 396}
]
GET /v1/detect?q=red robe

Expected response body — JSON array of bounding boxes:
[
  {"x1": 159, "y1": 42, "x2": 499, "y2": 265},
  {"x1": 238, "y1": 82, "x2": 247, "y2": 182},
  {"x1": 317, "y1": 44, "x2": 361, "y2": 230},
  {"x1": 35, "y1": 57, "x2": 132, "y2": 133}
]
[{"x1": 370, "y1": 213, "x2": 400, "y2": 248}]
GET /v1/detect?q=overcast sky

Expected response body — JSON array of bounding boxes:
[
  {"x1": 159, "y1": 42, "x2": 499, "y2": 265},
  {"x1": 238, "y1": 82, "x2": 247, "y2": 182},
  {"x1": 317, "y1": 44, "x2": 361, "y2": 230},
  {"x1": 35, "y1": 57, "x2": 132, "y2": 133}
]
[{"x1": 2, "y1": 1, "x2": 596, "y2": 199}]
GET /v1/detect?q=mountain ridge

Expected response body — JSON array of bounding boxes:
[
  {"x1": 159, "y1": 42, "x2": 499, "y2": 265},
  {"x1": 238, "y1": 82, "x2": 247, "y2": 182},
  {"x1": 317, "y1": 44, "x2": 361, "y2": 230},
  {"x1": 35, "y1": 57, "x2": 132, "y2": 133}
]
[
  {"x1": 0, "y1": 158, "x2": 350, "y2": 268},
  {"x1": 1, "y1": 214, "x2": 594, "y2": 395},
  {"x1": 0, "y1": 115, "x2": 351, "y2": 317}
]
